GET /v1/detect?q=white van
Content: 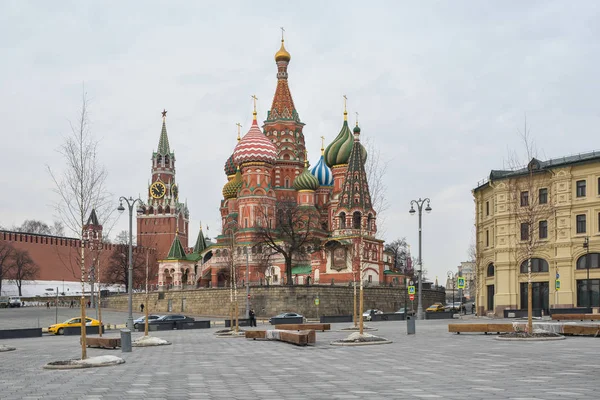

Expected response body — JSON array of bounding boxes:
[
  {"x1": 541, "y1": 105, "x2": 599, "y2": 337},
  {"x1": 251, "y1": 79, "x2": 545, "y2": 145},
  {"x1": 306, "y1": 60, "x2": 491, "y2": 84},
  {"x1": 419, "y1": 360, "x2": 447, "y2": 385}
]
[{"x1": 8, "y1": 297, "x2": 22, "y2": 308}]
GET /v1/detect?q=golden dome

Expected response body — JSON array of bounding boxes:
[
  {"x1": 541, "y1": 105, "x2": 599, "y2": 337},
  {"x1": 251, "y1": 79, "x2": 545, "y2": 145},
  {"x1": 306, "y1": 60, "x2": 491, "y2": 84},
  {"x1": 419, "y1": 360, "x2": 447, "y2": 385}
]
[{"x1": 275, "y1": 39, "x2": 291, "y2": 62}]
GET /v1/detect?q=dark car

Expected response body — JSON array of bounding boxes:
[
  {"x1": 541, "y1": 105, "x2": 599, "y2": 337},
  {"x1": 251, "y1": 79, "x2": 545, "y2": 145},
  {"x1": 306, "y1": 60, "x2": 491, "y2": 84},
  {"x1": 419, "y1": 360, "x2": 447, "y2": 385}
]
[
  {"x1": 268, "y1": 312, "x2": 304, "y2": 324},
  {"x1": 133, "y1": 314, "x2": 162, "y2": 329},
  {"x1": 151, "y1": 314, "x2": 194, "y2": 328}
]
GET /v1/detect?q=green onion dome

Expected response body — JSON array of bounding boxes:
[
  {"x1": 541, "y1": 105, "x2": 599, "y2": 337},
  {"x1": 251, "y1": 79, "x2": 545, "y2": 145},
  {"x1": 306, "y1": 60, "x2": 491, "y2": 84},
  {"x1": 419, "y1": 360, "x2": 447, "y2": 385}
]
[
  {"x1": 293, "y1": 161, "x2": 320, "y2": 191},
  {"x1": 224, "y1": 154, "x2": 236, "y2": 176},
  {"x1": 324, "y1": 116, "x2": 367, "y2": 168},
  {"x1": 222, "y1": 167, "x2": 242, "y2": 199}
]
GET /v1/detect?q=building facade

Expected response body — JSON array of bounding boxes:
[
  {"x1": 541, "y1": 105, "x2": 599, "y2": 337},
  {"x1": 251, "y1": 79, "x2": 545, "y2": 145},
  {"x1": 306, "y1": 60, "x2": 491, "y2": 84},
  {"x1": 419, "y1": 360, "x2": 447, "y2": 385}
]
[
  {"x1": 156, "y1": 37, "x2": 391, "y2": 290},
  {"x1": 473, "y1": 152, "x2": 600, "y2": 316}
]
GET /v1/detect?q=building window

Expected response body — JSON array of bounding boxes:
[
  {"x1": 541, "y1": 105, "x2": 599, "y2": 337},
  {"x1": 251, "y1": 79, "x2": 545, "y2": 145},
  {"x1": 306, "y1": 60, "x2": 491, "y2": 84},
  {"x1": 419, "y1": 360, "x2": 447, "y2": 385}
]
[
  {"x1": 539, "y1": 220, "x2": 548, "y2": 239},
  {"x1": 539, "y1": 188, "x2": 548, "y2": 204},
  {"x1": 520, "y1": 191, "x2": 529, "y2": 206},
  {"x1": 487, "y1": 285, "x2": 495, "y2": 311},
  {"x1": 576, "y1": 279, "x2": 599, "y2": 307},
  {"x1": 486, "y1": 201, "x2": 490, "y2": 216},
  {"x1": 339, "y1": 212, "x2": 346, "y2": 229},
  {"x1": 576, "y1": 180, "x2": 586, "y2": 197},
  {"x1": 487, "y1": 263, "x2": 495, "y2": 277},
  {"x1": 485, "y1": 230, "x2": 489, "y2": 247},
  {"x1": 576, "y1": 214, "x2": 586, "y2": 234},
  {"x1": 520, "y1": 223, "x2": 529, "y2": 241},
  {"x1": 598, "y1": 177, "x2": 600, "y2": 195},
  {"x1": 519, "y1": 258, "x2": 549, "y2": 273},
  {"x1": 520, "y1": 281, "x2": 549, "y2": 314},
  {"x1": 576, "y1": 253, "x2": 600, "y2": 269}
]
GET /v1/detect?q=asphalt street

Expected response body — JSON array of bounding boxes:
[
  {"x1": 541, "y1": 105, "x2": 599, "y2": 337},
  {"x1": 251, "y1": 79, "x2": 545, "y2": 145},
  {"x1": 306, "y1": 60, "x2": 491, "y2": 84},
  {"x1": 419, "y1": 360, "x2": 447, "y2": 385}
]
[{"x1": 0, "y1": 308, "x2": 599, "y2": 399}]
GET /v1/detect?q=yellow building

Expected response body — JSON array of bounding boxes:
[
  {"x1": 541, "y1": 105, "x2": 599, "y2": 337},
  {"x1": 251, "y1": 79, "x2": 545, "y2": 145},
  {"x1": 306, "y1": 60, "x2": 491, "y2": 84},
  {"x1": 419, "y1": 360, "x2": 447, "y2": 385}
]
[{"x1": 473, "y1": 152, "x2": 600, "y2": 316}]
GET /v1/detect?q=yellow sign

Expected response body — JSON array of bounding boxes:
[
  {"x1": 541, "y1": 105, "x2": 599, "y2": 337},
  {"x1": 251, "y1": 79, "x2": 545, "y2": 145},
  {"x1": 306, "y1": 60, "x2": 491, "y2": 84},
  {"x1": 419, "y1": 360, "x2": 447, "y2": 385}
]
[
  {"x1": 315, "y1": 298, "x2": 320, "y2": 306},
  {"x1": 457, "y1": 277, "x2": 466, "y2": 289},
  {"x1": 408, "y1": 286, "x2": 416, "y2": 295}
]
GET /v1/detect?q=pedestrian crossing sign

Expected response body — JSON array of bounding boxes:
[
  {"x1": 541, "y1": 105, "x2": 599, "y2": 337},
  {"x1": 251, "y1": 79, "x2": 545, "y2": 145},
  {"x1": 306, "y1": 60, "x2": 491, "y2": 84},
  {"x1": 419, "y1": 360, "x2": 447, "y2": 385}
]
[
  {"x1": 555, "y1": 280, "x2": 560, "y2": 290},
  {"x1": 457, "y1": 277, "x2": 465, "y2": 289},
  {"x1": 408, "y1": 286, "x2": 416, "y2": 295}
]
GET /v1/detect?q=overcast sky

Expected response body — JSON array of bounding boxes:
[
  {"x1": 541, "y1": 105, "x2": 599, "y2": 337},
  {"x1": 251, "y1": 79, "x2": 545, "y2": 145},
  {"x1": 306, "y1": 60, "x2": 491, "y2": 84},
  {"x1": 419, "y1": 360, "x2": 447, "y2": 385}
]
[{"x1": 1, "y1": 1, "x2": 599, "y2": 284}]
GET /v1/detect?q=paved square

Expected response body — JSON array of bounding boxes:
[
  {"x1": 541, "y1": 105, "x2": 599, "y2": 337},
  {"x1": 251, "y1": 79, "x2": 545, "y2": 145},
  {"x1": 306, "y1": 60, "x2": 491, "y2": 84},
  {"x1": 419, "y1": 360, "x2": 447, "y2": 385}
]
[{"x1": 0, "y1": 311, "x2": 599, "y2": 399}]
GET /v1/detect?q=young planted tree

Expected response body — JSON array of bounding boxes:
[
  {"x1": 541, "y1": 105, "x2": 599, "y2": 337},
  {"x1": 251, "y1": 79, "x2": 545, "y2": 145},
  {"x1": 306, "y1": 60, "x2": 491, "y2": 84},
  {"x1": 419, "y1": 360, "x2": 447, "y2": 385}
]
[
  {"x1": 9, "y1": 249, "x2": 40, "y2": 296},
  {"x1": 255, "y1": 200, "x2": 321, "y2": 286},
  {"x1": 0, "y1": 242, "x2": 15, "y2": 295},
  {"x1": 507, "y1": 124, "x2": 555, "y2": 333},
  {"x1": 47, "y1": 91, "x2": 112, "y2": 359}
]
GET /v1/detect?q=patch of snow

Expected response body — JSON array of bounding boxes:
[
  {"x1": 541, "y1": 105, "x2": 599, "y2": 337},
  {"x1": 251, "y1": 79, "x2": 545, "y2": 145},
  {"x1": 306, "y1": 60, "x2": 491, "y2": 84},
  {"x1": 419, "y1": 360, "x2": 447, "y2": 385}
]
[
  {"x1": 76, "y1": 355, "x2": 124, "y2": 366},
  {"x1": 0, "y1": 345, "x2": 16, "y2": 352},
  {"x1": 133, "y1": 336, "x2": 170, "y2": 346},
  {"x1": 346, "y1": 332, "x2": 376, "y2": 340}
]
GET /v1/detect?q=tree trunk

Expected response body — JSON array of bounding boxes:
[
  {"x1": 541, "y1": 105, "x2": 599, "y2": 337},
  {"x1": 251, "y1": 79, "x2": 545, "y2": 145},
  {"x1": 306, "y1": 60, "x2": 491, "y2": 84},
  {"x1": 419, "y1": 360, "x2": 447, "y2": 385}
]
[
  {"x1": 285, "y1": 256, "x2": 293, "y2": 286},
  {"x1": 17, "y1": 282, "x2": 22, "y2": 296},
  {"x1": 527, "y1": 258, "x2": 532, "y2": 334}
]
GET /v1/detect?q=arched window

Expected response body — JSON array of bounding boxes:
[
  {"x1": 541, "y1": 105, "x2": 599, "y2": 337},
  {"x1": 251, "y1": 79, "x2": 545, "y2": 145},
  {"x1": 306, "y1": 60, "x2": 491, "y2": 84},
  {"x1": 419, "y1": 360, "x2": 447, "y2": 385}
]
[
  {"x1": 487, "y1": 263, "x2": 495, "y2": 277},
  {"x1": 519, "y1": 258, "x2": 549, "y2": 273},
  {"x1": 339, "y1": 212, "x2": 346, "y2": 229},
  {"x1": 353, "y1": 211, "x2": 361, "y2": 229},
  {"x1": 367, "y1": 214, "x2": 374, "y2": 230},
  {"x1": 577, "y1": 253, "x2": 600, "y2": 269}
]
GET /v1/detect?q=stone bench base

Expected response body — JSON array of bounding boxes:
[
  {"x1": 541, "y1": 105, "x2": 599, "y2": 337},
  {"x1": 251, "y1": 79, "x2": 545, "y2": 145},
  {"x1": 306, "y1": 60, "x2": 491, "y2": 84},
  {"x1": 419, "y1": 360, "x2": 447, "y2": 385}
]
[
  {"x1": 448, "y1": 323, "x2": 514, "y2": 334},
  {"x1": 274, "y1": 323, "x2": 330, "y2": 332},
  {"x1": 245, "y1": 329, "x2": 316, "y2": 346},
  {"x1": 83, "y1": 337, "x2": 121, "y2": 349}
]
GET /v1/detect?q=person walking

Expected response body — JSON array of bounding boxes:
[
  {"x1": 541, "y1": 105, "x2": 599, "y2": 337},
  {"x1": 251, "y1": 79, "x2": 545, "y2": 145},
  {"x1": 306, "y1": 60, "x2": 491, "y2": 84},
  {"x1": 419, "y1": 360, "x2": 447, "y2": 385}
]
[
  {"x1": 471, "y1": 303, "x2": 475, "y2": 315},
  {"x1": 140, "y1": 303, "x2": 145, "y2": 313},
  {"x1": 249, "y1": 309, "x2": 257, "y2": 327}
]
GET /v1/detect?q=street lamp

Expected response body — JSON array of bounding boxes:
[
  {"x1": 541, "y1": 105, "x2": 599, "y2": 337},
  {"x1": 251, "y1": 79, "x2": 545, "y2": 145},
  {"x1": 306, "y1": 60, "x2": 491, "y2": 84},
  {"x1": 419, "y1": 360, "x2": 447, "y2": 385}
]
[
  {"x1": 583, "y1": 237, "x2": 591, "y2": 308},
  {"x1": 118, "y1": 196, "x2": 144, "y2": 329},
  {"x1": 409, "y1": 197, "x2": 432, "y2": 320},
  {"x1": 447, "y1": 271, "x2": 456, "y2": 309}
]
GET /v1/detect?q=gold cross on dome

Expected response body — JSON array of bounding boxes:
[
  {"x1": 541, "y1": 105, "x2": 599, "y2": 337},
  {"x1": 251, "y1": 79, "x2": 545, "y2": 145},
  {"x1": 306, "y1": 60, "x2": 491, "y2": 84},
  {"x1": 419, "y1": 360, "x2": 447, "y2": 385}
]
[
  {"x1": 236, "y1": 122, "x2": 242, "y2": 140},
  {"x1": 251, "y1": 95, "x2": 258, "y2": 113},
  {"x1": 355, "y1": 112, "x2": 359, "y2": 126},
  {"x1": 320, "y1": 136, "x2": 325, "y2": 149},
  {"x1": 280, "y1": 27, "x2": 285, "y2": 41},
  {"x1": 343, "y1": 95, "x2": 347, "y2": 112}
]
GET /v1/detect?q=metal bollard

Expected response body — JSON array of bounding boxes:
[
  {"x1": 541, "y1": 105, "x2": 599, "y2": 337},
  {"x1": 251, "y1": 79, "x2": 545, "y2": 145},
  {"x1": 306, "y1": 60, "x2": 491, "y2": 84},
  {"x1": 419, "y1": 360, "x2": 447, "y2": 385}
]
[
  {"x1": 120, "y1": 329, "x2": 132, "y2": 352},
  {"x1": 406, "y1": 316, "x2": 416, "y2": 335}
]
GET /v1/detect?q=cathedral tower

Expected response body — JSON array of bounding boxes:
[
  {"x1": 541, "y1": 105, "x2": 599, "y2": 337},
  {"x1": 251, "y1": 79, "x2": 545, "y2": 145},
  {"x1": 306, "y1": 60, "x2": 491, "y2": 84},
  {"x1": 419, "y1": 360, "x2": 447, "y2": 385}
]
[{"x1": 137, "y1": 110, "x2": 189, "y2": 260}]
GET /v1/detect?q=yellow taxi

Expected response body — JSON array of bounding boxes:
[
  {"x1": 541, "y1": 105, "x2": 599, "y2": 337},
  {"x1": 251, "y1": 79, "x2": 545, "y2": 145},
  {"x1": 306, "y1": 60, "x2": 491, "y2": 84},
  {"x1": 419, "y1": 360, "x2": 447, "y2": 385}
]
[
  {"x1": 48, "y1": 317, "x2": 101, "y2": 335},
  {"x1": 426, "y1": 303, "x2": 445, "y2": 312}
]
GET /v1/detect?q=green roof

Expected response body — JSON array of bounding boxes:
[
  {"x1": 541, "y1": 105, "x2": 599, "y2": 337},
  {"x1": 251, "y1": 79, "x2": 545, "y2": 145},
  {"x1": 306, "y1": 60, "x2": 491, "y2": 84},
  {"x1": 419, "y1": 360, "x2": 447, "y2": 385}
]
[
  {"x1": 157, "y1": 119, "x2": 171, "y2": 155},
  {"x1": 167, "y1": 235, "x2": 186, "y2": 260},
  {"x1": 193, "y1": 227, "x2": 207, "y2": 253},
  {"x1": 291, "y1": 265, "x2": 312, "y2": 275}
]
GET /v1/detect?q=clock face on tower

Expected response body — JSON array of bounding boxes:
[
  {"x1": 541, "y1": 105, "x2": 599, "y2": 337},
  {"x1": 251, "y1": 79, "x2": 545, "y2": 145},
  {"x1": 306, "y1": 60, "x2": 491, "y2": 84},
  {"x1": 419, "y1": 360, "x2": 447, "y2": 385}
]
[
  {"x1": 150, "y1": 181, "x2": 166, "y2": 199},
  {"x1": 172, "y1": 184, "x2": 179, "y2": 200}
]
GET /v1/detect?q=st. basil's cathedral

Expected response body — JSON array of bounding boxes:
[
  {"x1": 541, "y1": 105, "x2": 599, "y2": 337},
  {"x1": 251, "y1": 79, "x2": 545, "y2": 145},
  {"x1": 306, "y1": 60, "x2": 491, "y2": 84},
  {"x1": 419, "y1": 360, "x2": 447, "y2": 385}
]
[{"x1": 144, "y1": 37, "x2": 392, "y2": 290}]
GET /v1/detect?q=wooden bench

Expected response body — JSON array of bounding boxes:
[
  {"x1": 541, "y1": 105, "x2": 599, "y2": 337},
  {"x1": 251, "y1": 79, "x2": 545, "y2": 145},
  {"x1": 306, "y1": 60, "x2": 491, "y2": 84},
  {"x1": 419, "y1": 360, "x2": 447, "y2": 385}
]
[
  {"x1": 562, "y1": 325, "x2": 600, "y2": 337},
  {"x1": 551, "y1": 314, "x2": 599, "y2": 321},
  {"x1": 83, "y1": 337, "x2": 121, "y2": 349},
  {"x1": 274, "y1": 323, "x2": 330, "y2": 332},
  {"x1": 448, "y1": 323, "x2": 514, "y2": 334},
  {"x1": 245, "y1": 329, "x2": 316, "y2": 346}
]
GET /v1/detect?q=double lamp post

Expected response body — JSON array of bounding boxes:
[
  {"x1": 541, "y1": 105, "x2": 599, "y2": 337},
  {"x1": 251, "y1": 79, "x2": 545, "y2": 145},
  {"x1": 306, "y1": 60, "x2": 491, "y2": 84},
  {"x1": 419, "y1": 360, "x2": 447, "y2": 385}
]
[{"x1": 409, "y1": 198, "x2": 432, "y2": 320}]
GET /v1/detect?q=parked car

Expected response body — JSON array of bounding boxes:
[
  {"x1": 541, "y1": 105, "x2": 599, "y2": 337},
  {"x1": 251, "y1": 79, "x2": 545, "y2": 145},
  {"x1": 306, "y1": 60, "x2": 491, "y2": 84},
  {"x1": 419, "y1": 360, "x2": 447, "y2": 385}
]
[
  {"x1": 395, "y1": 307, "x2": 416, "y2": 316},
  {"x1": 133, "y1": 315, "x2": 162, "y2": 329},
  {"x1": 149, "y1": 314, "x2": 194, "y2": 328},
  {"x1": 426, "y1": 303, "x2": 445, "y2": 312},
  {"x1": 445, "y1": 302, "x2": 463, "y2": 313},
  {"x1": 363, "y1": 309, "x2": 384, "y2": 321},
  {"x1": 8, "y1": 297, "x2": 22, "y2": 308},
  {"x1": 0, "y1": 296, "x2": 9, "y2": 308},
  {"x1": 48, "y1": 317, "x2": 100, "y2": 335},
  {"x1": 268, "y1": 312, "x2": 304, "y2": 324}
]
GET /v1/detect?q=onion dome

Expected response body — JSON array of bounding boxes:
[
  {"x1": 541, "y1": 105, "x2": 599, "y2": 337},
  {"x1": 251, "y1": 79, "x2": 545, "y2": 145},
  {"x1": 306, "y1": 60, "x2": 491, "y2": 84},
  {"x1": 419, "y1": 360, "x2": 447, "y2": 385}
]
[
  {"x1": 222, "y1": 167, "x2": 242, "y2": 199},
  {"x1": 294, "y1": 160, "x2": 320, "y2": 191},
  {"x1": 275, "y1": 39, "x2": 291, "y2": 63},
  {"x1": 233, "y1": 111, "x2": 277, "y2": 166},
  {"x1": 324, "y1": 111, "x2": 367, "y2": 168},
  {"x1": 224, "y1": 154, "x2": 236, "y2": 176},
  {"x1": 310, "y1": 141, "x2": 333, "y2": 186}
]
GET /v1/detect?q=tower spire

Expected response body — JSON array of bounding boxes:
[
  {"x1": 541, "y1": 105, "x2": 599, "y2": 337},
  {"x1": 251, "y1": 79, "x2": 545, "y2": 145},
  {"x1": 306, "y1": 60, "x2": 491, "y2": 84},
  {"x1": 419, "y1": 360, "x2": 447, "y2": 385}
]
[{"x1": 157, "y1": 109, "x2": 170, "y2": 155}]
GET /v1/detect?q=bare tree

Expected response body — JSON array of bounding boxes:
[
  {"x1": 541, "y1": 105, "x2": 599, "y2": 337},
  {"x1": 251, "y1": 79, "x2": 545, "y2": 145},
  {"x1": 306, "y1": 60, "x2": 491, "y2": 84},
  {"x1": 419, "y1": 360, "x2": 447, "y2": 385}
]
[
  {"x1": 384, "y1": 238, "x2": 410, "y2": 273},
  {"x1": 255, "y1": 200, "x2": 322, "y2": 286},
  {"x1": 363, "y1": 137, "x2": 389, "y2": 238},
  {"x1": 8, "y1": 249, "x2": 40, "y2": 296},
  {"x1": 104, "y1": 231, "x2": 146, "y2": 291},
  {"x1": 46, "y1": 89, "x2": 112, "y2": 359},
  {"x1": 506, "y1": 120, "x2": 555, "y2": 333},
  {"x1": 0, "y1": 242, "x2": 15, "y2": 295}
]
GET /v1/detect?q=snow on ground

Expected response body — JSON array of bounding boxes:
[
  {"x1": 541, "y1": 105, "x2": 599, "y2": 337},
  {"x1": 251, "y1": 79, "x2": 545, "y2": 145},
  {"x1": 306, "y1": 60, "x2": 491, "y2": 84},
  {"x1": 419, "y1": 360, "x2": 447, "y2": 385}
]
[{"x1": 132, "y1": 336, "x2": 171, "y2": 346}]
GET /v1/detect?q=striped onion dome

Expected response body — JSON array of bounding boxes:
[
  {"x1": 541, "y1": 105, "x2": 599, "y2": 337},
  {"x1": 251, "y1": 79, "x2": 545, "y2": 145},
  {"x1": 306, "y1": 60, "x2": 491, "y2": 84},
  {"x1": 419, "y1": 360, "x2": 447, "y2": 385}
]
[
  {"x1": 293, "y1": 161, "x2": 320, "y2": 191},
  {"x1": 224, "y1": 153, "x2": 236, "y2": 176},
  {"x1": 233, "y1": 118, "x2": 277, "y2": 165},
  {"x1": 310, "y1": 154, "x2": 333, "y2": 186},
  {"x1": 324, "y1": 115, "x2": 367, "y2": 168},
  {"x1": 222, "y1": 168, "x2": 242, "y2": 199}
]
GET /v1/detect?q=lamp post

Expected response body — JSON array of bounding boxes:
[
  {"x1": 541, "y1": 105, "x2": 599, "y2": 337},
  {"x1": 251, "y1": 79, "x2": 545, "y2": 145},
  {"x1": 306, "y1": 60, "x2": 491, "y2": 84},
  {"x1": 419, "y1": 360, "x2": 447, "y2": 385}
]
[
  {"x1": 447, "y1": 271, "x2": 455, "y2": 309},
  {"x1": 583, "y1": 237, "x2": 591, "y2": 308},
  {"x1": 409, "y1": 197, "x2": 432, "y2": 320},
  {"x1": 117, "y1": 196, "x2": 144, "y2": 330}
]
